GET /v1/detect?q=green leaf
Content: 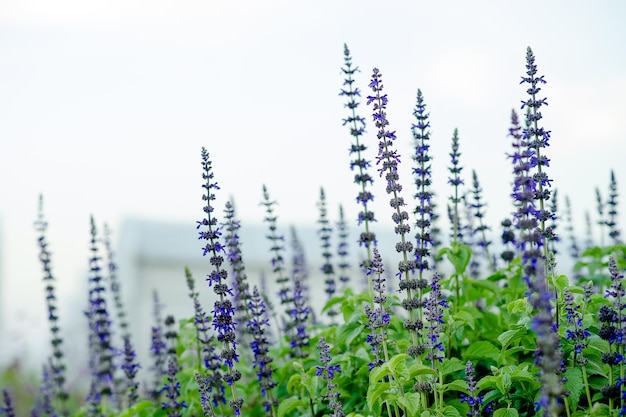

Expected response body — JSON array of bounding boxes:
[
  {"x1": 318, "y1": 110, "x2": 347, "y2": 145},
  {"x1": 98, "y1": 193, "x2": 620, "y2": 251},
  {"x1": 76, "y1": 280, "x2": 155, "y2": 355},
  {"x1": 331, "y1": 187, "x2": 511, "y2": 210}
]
[
  {"x1": 493, "y1": 408, "x2": 519, "y2": 417},
  {"x1": 507, "y1": 298, "x2": 532, "y2": 315},
  {"x1": 370, "y1": 363, "x2": 391, "y2": 384},
  {"x1": 497, "y1": 327, "x2": 526, "y2": 349},
  {"x1": 553, "y1": 274, "x2": 569, "y2": 296},
  {"x1": 442, "y1": 405, "x2": 463, "y2": 417},
  {"x1": 443, "y1": 379, "x2": 468, "y2": 393},
  {"x1": 452, "y1": 310, "x2": 476, "y2": 330},
  {"x1": 463, "y1": 341, "x2": 500, "y2": 362},
  {"x1": 336, "y1": 321, "x2": 365, "y2": 348},
  {"x1": 439, "y1": 243, "x2": 472, "y2": 275},
  {"x1": 389, "y1": 353, "x2": 410, "y2": 371},
  {"x1": 366, "y1": 381, "x2": 391, "y2": 410},
  {"x1": 564, "y1": 367, "x2": 584, "y2": 409},
  {"x1": 441, "y1": 357, "x2": 467, "y2": 376},
  {"x1": 408, "y1": 363, "x2": 438, "y2": 379},
  {"x1": 396, "y1": 392, "x2": 421, "y2": 417},
  {"x1": 277, "y1": 396, "x2": 306, "y2": 417},
  {"x1": 287, "y1": 373, "x2": 302, "y2": 394}
]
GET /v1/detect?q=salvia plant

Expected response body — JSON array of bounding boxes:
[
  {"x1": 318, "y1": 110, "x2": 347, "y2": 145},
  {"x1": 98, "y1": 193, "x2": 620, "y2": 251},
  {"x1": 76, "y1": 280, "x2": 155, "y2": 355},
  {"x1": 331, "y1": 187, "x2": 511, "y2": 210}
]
[{"x1": 4, "y1": 45, "x2": 626, "y2": 417}]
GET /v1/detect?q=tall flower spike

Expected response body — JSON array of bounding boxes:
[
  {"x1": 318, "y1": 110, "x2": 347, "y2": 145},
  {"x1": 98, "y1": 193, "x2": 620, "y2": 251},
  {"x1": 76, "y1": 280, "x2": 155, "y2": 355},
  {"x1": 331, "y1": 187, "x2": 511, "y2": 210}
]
[
  {"x1": 183, "y1": 268, "x2": 225, "y2": 407},
  {"x1": 288, "y1": 227, "x2": 311, "y2": 358},
  {"x1": 424, "y1": 272, "x2": 449, "y2": 366},
  {"x1": 521, "y1": 46, "x2": 556, "y2": 264},
  {"x1": 547, "y1": 189, "x2": 560, "y2": 255},
  {"x1": 596, "y1": 187, "x2": 606, "y2": 247},
  {"x1": 162, "y1": 316, "x2": 187, "y2": 417},
  {"x1": 316, "y1": 337, "x2": 345, "y2": 417},
  {"x1": 340, "y1": 44, "x2": 377, "y2": 275},
  {"x1": 197, "y1": 148, "x2": 242, "y2": 415},
  {"x1": 364, "y1": 248, "x2": 391, "y2": 370},
  {"x1": 33, "y1": 195, "x2": 69, "y2": 414},
  {"x1": 460, "y1": 361, "x2": 483, "y2": 417},
  {"x1": 448, "y1": 128, "x2": 464, "y2": 244},
  {"x1": 367, "y1": 68, "x2": 422, "y2": 358},
  {"x1": 261, "y1": 184, "x2": 291, "y2": 309},
  {"x1": 411, "y1": 88, "x2": 435, "y2": 280},
  {"x1": 529, "y1": 263, "x2": 565, "y2": 416},
  {"x1": 120, "y1": 334, "x2": 140, "y2": 407},
  {"x1": 463, "y1": 197, "x2": 482, "y2": 278},
  {"x1": 564, "y1": 195, "x2": 580, "y2": 261},
  {"x1": 223, "y1": 200, "x2": 253, "y2": 350},
  {"x1": 317, "y1": 187, "x2": 338, "y2": 316},
  {"x1": 247, "y1": 286, "x2": 279, "y2": 415},
  {"x1": 103, "y1": 224, "x2": 130, "y2": 338},
  {"x1": 336, "y1": 204, "x2": 351, "y2": 291},
  {"x1": 470, "y1": 170, "x2": 495, "y2": 272},
  {"x1": 32, "y1": 364, "x2": 58, "y2": 417},
  {"x1": 584, "y1": 211, "x2": 595, "y2": 249},
  {"x1": 148, "y1": 290, "x2": 168, "y2": 401},
  {"x1": 511, "y1": 95, "x2": 541, "y2": 281},
  {"x1": 85, "y1": 216, "x2": 115, "y2": 402},
  {"x1": 562, "y1": 288, "x2": 590, "y2": 366},
  {"x1": 607, "y1": 170, "x2": 622, "y2": 244}
]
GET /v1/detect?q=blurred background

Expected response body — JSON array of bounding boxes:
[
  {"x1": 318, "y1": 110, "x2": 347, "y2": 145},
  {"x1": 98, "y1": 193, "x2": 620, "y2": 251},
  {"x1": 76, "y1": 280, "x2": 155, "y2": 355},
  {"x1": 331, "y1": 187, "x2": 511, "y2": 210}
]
[{"x1": 1, "y1": 0, "x2": 625, "y2": 390}]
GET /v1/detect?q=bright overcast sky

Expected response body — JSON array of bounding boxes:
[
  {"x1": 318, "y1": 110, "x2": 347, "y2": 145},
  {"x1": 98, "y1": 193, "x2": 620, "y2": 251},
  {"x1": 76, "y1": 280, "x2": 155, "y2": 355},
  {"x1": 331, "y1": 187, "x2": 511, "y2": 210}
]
[{"x1": 1, "y1": 0, "x2": 625, "y2": 361}]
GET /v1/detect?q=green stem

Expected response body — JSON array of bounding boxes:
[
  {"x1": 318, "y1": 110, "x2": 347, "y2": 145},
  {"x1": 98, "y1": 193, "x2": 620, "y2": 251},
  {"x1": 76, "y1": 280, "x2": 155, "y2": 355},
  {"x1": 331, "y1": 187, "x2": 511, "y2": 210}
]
[{"x1": 581, "y1": 365, "x2": 593, "y2": 409}]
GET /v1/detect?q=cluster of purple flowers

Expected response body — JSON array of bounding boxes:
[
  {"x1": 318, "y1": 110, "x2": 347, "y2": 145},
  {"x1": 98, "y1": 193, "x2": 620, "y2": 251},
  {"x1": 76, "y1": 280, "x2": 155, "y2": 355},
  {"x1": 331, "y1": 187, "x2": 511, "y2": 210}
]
[
  {"x1": 423, "y1": 273, "x2": 449, "y2": 364},
  {"x1": 247, "y1": 286, "x2": 278, "y2": 413},
  {"x1": 459, "y1": 361, "x2": 483, "y2": 417},
  {"x1": 316, "y1": 337, "x2": 344, "y2": 417}
]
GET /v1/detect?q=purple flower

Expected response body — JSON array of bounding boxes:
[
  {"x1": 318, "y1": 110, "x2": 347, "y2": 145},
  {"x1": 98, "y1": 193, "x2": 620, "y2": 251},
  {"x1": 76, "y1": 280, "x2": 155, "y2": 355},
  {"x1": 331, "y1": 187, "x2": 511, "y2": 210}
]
[
  {"x1": 424, "y1": 273, "x2": 449, "y2": 364},
  {"x1": 1, "y1": 389, "x2": 15, "y2": 417},
  {"x1": 529, "y1": 265, "x2": 564, "y2": 417},
  {"x1": 519, "y1": 47, "x2": 556, "y2": 268},
  {"x1": 316, "y1": 337, "x2": 345, "y2": 417},
  {"x1": 460, "y1": 361, "x2": 483, "y2": 417},
  {"x1": 365, "y1": 248, "x2": 391, "y2": 370},
  {"x1": 247, "y1": 286, "x2": 279, "y2": 413},
  {"x1": 562, "y1": 288, "x2": 590, "y2": 363},
  {"x1": 367, "y1": 68, "x2": 422, "y2": 358},
  {"x1": 120, "y1": 334, "x2": 140, "y2": 406}
]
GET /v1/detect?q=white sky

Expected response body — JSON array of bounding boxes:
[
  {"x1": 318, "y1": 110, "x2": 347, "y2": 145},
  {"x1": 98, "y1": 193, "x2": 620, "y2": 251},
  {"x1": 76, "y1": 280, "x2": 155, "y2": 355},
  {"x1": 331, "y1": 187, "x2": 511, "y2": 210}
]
[{"x1": 1, "y1": 0, "x2": 625, "y2": 365}]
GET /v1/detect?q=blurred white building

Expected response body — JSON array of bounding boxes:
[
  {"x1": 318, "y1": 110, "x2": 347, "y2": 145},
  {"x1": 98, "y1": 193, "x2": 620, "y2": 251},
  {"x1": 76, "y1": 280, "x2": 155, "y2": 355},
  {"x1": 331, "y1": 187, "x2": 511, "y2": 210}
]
[{"x1": 116, "y1": 217, "x2": 368, "y2": 379}]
